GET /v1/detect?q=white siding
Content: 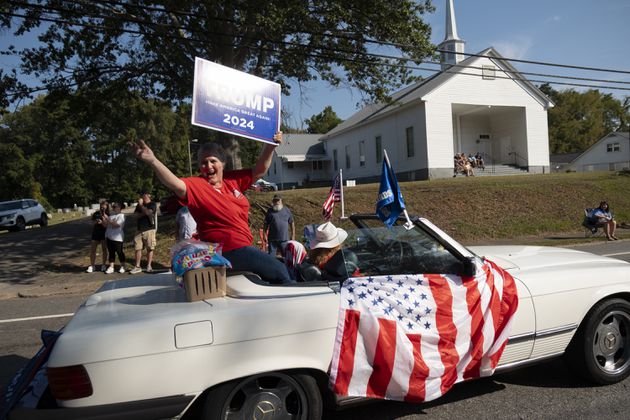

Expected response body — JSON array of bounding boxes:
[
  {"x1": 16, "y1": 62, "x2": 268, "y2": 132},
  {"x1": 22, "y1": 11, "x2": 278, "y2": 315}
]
[
  {"x1": 573, "y1": 134, "x2": 630, "y2": 171},
  {"x1": 322, "y1": 54, "x2": 551, "y2": 180},
  {"x1": 322, "y1": 103, "x2": 428, "y2": 179},
  {"x1": 423, "y1": 56, "x2": 549, "y2": 170}
]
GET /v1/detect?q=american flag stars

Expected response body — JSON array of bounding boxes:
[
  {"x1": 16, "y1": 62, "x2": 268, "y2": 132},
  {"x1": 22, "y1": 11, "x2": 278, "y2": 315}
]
[{"x1": 340, "y1": 274, "x2": 436, "y2": 335}]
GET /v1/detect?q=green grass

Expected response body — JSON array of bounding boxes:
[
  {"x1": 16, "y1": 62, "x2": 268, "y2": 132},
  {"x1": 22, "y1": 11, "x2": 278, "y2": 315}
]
[
  {"x1": 47, "y1": 211, "x2": 86, "y2": 226},
  {"x1": 247, "y1": 171, "x2": 630, "y2": 244},
  {"x1": 114, "y1": 171, "x2": 630, "y2": 268}
]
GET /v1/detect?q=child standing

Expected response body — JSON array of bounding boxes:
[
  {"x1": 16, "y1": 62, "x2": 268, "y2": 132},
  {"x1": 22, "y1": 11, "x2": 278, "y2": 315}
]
[{"x1": 104, "y1": 202, "x2": 126, "y2": 273}]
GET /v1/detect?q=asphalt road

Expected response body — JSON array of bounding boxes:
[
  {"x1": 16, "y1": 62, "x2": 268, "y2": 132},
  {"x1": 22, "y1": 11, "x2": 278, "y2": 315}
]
[{"x1": 1, "y1": 220, "x2": 630, "y2": 419}]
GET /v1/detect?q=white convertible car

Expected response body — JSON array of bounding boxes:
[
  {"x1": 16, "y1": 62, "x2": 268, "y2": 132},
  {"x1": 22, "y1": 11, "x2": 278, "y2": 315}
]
[{"x1": 4, "y1": 214, "x2": 630, "y2": 420}]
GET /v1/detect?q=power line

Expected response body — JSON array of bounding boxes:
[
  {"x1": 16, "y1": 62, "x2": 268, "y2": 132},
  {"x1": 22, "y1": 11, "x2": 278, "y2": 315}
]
[
  {"x1": 3, "y1": 7, "x2": 630, "y2": 99},
  {"x1": 435, "y1": 49, "x2": 630, "y2": 75},
  {"x1": 70, "y1": 0, "x2": 630, "y2": 76},
  {"x1": 13, "y1": 0, "x2": 630, "y2": 78}
]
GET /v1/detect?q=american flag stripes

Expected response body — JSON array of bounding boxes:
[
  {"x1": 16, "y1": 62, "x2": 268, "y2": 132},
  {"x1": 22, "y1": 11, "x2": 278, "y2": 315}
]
[
  {"x1": 322, "y1": 172, "x2": 341, "y2": 220},
  {"x1": 329, "y1": 259, "x2": 518, "y2": 402}
]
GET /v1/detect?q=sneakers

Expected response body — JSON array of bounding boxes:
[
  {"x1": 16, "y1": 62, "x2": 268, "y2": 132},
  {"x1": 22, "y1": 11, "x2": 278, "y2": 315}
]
[
  {"x1": 129, "y1": 266, "x2": 142, "y2": 274},
  {"x1": 146, "y1": 266, "x2": 153, "y2": 273},
  {"x1": 86, "y1": 265, "x2": 94, "y2": 273},
  {"x1": 105, "y1": 266, "x2": 115, "y2": 274},
  {"x1": 101, "y1": 264, "x2": 107, "y2": 272},
  {"x1": 118, "y1": 266, "x2": 126, "y2": 274}
]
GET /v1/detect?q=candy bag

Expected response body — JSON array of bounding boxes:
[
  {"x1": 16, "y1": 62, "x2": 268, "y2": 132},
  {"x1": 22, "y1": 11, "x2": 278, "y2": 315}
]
[{"x1": 170, "y1": 240, "x2": 232, "y2": 276}]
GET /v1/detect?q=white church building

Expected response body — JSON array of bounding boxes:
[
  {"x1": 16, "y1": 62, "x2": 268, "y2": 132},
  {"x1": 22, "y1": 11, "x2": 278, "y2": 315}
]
[{"x1": 267, "y1": 0, "x2": 553, "y2": 186}]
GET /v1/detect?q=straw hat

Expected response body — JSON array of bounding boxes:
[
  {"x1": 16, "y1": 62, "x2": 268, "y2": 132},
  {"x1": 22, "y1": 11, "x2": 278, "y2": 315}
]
[{"x1": 310, "y1": 222, "x2": 348, "y2": 249}]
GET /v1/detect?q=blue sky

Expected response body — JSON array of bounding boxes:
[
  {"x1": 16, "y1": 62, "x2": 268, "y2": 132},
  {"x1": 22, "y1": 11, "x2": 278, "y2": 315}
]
[
  {"x1": 2, "y1": 0, "x2": 629, "y2": 127},
  {"x1": 283, "y1": 0, "x2": 630, "y2": 127}
]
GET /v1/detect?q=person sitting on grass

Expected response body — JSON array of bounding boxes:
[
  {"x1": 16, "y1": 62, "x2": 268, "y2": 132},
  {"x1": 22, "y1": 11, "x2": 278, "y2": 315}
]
[{"x1": 591, "y1": 201, "x2": 618, "y2": 241}]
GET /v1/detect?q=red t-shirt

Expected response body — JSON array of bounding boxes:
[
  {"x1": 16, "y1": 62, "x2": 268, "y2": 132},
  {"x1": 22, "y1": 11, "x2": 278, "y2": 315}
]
[{"x1": 180, "y1": 169, "x2": 253, "y2": 252}]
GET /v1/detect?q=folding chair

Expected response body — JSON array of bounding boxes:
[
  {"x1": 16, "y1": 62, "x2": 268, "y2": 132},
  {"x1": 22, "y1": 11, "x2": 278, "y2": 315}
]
[{"x1": 582, "y1": 208, "x2": 603, "y2": 237}]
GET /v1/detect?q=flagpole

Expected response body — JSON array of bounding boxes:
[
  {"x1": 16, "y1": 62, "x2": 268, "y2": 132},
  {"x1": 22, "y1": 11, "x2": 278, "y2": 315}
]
[
  {"x1": 383, "y1": 149, "x2": 414, "y2": 230},
  {"x1": 339, "y1": 168, "x2": 346, "y2": 220}
]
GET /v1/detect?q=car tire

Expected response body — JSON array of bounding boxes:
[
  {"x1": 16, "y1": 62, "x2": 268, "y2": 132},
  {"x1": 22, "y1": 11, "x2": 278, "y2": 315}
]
[
  {"x1": 14, "y1": 216, "x2": 26, "y2": 231},
  {"x1": 202, "y1": 372, "x2": 322, "y2": 420},
  {"x1": 565, "y1": 298, "x2": 630, "y2": 385},
  {"x1": 39, "y1": 213, "x2": 48, "y2": 227}
]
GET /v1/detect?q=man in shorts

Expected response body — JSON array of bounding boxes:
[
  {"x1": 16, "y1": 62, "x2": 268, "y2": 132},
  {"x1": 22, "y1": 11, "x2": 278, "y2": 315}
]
[{"x1": 130, "y1": 190, "x2": 157, "y2": 273}]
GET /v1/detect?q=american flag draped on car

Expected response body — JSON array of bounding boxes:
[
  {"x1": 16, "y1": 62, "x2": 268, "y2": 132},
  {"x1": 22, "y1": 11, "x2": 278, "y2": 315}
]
[
  {"x1": 322, "y1": 172, "x2": 341, "y2": 220},
  {"x1": 329, "y1": 259, "x2": 518, "y2": 402}
]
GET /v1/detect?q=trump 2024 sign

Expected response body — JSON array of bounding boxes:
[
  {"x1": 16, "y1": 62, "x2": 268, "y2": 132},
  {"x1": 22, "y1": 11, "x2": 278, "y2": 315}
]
[{"x1": 191, "y1": 57, "x2": 281, "y2": 144}]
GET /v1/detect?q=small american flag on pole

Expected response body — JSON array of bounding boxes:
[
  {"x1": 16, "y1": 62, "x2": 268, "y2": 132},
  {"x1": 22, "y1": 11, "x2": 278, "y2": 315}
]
[
  {"x1": 322, "y1": 172, "x2": 341, "y2": 220},
  {"x1": 329, "y1": 259, "x2": 518, "y2": 402}
]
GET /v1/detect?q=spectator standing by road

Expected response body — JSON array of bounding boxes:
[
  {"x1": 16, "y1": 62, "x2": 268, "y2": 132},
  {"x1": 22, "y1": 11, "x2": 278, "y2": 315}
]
[
  {"x1": 130, "y1": 191, "x2": 157, "y2": 273},
  {"x1": 264, "y1": 194, "x2": 295, "y2": 257},
  {"x1": 86, "y1": 200, "x2": 109, "y2": 273},
  {"x1": 103, "y1": 202, "x2": 126, "y2": 273}
]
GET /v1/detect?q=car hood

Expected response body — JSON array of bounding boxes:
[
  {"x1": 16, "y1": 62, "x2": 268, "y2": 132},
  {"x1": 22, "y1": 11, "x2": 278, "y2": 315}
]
[
  {"x1": 469, "y1": 244, "x2": 630, "y2": 294},
  {"x1": 469, "y1": 245, "x2": 617, "y2": 271},
  {"x1": 0, "y1": 209, "x2": 18, "y2": 217}
]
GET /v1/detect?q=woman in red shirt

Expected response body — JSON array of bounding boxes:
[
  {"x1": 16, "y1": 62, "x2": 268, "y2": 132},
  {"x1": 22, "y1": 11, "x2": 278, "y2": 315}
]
[{"x1": 130, "y1": 134, "x2": 293, "y2": 284}]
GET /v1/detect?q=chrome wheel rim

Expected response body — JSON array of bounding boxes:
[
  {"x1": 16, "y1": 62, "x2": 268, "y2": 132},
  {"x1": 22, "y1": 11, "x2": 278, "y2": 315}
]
[
  {"x1": 592, "y1": 310, "x2": 630, "y2": 375},
  {"x1": 222, "y1": 373, "x2": 307, "y2": 420}
]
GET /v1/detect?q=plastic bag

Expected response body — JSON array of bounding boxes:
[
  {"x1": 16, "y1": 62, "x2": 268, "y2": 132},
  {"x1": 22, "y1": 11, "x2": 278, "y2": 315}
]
[{"x1": 170, "y1": 240, "x2": 232, "y2": 276}]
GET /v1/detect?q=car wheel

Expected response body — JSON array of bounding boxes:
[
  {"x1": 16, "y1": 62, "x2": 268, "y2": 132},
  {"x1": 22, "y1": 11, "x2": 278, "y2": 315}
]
[
  {"x1": 202, "y1": 372, "x2": 322, "y2": 420},
  {"x1": 565, "y1": 298, "x2": 630, "y2": 385},
  {"x1": 39, "y1": 213, "x2": 48, "y2": 227},
  {"x1": 14, "y1": 216, "x2": 26, "y2": 231}
]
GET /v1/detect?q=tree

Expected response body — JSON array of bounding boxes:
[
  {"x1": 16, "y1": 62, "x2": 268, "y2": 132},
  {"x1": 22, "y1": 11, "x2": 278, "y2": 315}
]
[
  {"x1": 540, "y1": 84, "x2": 630, "y2": 154},
  {"x1": 2, "y1": 1, "x2": 434, "y2": 106},
  {"x1": 305, "y1": 106, "x2": 343, "y2": 134},
  {"x1": 1, "y1": 95, "x2": 92, "y2": 207},
  {"x1": 0, "y1": 90, "x2": 195, "y2": 207},
  {"x1": 0, "y1": 141, "x2": 37, "y2": 201},
  {"x1": 2, "y1": 1, "x2": 435, "y2": 168}
]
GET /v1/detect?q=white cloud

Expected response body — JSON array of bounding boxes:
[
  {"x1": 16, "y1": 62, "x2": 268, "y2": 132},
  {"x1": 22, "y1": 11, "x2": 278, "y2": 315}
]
[
  {"x1": 544, "y1": 15, "x2": 561, "y2": 23},
  {"x1": 490, "y1": 37, "x2": 534, "y2": 60}
]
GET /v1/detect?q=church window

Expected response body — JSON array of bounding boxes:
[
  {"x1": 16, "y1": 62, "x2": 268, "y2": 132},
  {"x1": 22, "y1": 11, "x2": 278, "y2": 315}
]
[
  {"x1": 406, "y1": 127, "x2": 415, "y2": 158},
  {"x1": 359, "y1": 140, "x2": 366, "y2": 166},
  {"x1": 482, "y1": 65, "x2": 496, "y2": 80},
  {"x1": 345, "y1": 145, "x2": 351, "y2": 168},
  {"x1": 375, "y1": 136, "x2": 382, "y2": 163}
]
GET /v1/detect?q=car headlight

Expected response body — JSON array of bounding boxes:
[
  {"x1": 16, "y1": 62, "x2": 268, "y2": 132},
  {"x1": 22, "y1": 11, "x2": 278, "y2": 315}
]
[{"x1": 0, "y1": 213, "x2": 16, "y2": 222}]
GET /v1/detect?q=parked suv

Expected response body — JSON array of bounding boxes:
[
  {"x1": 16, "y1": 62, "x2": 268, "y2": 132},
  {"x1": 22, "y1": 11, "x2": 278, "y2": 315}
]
[{"x1": 0, "y1": 199, "x2": 48, "y2": 231}]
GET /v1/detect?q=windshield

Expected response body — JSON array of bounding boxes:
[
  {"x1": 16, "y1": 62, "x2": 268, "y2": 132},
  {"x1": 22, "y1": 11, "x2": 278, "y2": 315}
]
[
  {"x1": 343, "y1": 220, "x2": 467, "y2": 277},
  {"x1": 0, "y1": 202, "x2": 21, "y2": 211}
]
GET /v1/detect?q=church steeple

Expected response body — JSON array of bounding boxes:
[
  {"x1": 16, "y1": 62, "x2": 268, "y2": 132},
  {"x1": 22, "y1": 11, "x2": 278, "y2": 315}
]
[{"x1": 439, "y1": 0, "x2": 465, "y2": 70}]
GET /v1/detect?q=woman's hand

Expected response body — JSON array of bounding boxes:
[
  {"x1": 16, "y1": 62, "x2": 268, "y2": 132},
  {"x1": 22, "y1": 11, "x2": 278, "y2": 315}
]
[
  {"x1": 272, "y1": 131, "x2": 283, "y2": 145},
  {"x1": 130, "y1": 140, "x2": 156, "y2": 164}
]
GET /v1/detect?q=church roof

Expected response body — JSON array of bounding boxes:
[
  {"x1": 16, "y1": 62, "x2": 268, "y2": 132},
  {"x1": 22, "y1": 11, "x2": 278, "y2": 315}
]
[
  {"x1": 321, "y1": 47, "x2": 554, "y2": 140},
  {"x1": 273, "y1": 133, "x2": 327, "y2": 162}
]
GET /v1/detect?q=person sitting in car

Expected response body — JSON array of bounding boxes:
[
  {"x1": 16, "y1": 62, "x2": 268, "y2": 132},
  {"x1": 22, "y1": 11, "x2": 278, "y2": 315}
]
[{"x1": 293, "y1": 222, "x2": 361, "y2": 282}]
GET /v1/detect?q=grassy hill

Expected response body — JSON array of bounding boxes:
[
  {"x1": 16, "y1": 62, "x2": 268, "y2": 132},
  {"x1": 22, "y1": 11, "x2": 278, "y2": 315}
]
[
  {"x1": 146, "y1": 171, "x2": 630, "y2": 267},
  {"x1": 248, "y1": 171, "x2": 630, "y2": 242}
]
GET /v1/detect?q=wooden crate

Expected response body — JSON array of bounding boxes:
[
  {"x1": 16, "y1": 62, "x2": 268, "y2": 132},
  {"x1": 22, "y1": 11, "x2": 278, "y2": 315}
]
[{"x1": 182, "y1": 266, "x2": 227, "y2": 302}]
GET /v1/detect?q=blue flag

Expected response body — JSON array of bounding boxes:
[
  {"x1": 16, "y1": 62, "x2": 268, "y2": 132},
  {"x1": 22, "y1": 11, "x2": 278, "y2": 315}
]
[{"x1": 376, "y1": 157, "x2": 406, "y2": 227}]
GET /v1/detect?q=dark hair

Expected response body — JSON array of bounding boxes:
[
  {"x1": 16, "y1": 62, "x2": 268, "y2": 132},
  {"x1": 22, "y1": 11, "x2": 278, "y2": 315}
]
[
  {"x1": 197, "y1": 143, "x2": 227, "y2": 165},
  {"x1": 599, "y1": 201, "x2": 609, "y2": 209}
]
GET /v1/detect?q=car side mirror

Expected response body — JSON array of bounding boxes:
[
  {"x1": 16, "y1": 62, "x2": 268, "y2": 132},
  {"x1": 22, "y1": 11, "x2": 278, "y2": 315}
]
[{"x1": 462, "y1": 257, "x2": 476, "y2": 277}]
